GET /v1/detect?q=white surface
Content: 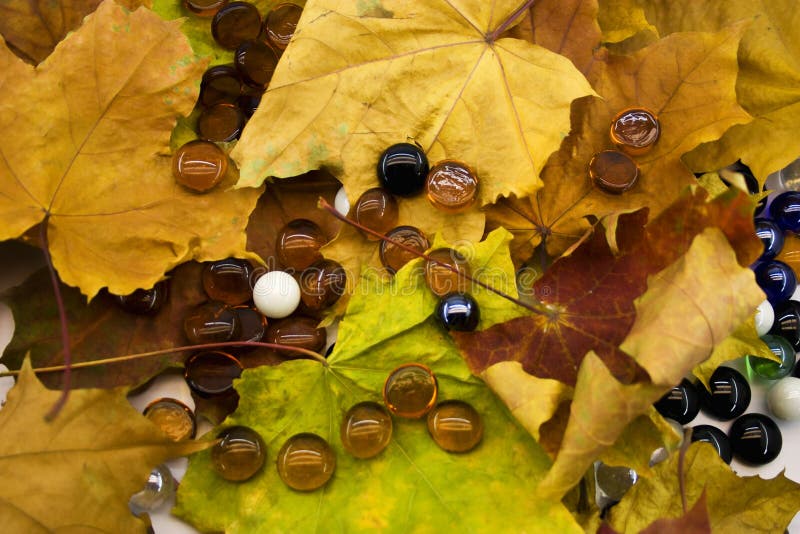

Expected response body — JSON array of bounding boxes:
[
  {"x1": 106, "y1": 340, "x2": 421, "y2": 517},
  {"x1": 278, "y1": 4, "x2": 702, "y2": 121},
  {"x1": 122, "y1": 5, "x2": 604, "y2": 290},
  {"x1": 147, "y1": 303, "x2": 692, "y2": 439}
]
[{"x1": 252, "y1": 270, "x2": 301, "y2": 318}]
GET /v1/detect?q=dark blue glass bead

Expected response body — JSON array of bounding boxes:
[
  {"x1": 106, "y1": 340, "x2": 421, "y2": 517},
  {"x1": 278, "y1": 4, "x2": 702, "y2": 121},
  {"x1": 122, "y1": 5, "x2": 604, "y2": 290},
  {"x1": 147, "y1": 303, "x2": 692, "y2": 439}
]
[
  {"x1": 768, "y1": 300, "x2": 800, "y2": 350},
  {"x1": 653, "y1": 379, "x2": 700, "y2": 425},
  {"x1": 435, "y1": 292, "x2": 480, "y2": 332},
  {"x1": 700, "y1": 366, "x2": 751, "y2": 420},
  {"x1": 754, "y1": 219, "x2": 784, "y2": 260},
  {"x1": 753, "y1": 260, "x2": 796, "y2": 304},
  {"x1": 377, "y1": 143, "x2": 429, "y2": 197},
  {"x1": 769, "y1": 191, "x2": 800, "y2": 231},
  {"x1": 690, "y1": 424, "x2": 732, "y2": 464},
  {"x1": 728, "y1": 413, "x2": 782, "y2": 465}
]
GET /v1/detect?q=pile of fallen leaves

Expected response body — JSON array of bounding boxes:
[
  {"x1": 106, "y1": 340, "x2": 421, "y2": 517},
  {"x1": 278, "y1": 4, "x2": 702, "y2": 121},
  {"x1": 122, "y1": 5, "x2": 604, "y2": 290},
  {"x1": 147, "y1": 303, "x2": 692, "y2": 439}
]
[{"x1": 1, "y1": 0, "x2": 800, "y2": 532}]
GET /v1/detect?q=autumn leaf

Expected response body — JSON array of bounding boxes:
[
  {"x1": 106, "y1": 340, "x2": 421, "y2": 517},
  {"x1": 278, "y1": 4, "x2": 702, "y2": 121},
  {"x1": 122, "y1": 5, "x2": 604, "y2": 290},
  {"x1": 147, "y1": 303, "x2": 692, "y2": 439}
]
[
  {"x1": 597, "y1": 0, "x2": 656, "y2": 45},
  {"x1": 0, "y1": 0, "x2": 262, "y2": 298},
  {"x1": 0, "y1": 357, "x2": 209, "y2": 533},
  {"x1": 603, "y1": 491, "x2": 711, "y2": 534}
]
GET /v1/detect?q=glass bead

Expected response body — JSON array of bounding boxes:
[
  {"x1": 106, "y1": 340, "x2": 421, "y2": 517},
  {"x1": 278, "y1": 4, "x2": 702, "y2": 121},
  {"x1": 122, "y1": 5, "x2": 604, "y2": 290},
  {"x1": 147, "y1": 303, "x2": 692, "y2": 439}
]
[
  {"x1": 728, "y1": 413, "x2": 782, "y2": 465},
  {"x1": 753, "y1": 260, "x2": 796, "y2": 304},
  {"x1": 234, "y1": 39, "x2": 279, "y2": 89},
  {"x1": 353, "y1": 187, "x2": 399, "y2": 240},
  {"x1": 233, "y1": 305, "x2": 267, "y2": 343},
  {"x1": 690, "y1": 424, "x2": 732, "y2": 464},
  {"x1": 383, "y1": 363, "x2": 438, "y2": 418},
  {"x1": 172, "y1": 140, "x2": 229, "y2": 193},
  {"x1": 380, "y1": 225, "x2": 429, "y2": 274},
  {"x1": 700, "y1": 366, "x2": 751, "y2": 420},
  {"x1": 184, "y1": 351, "x2": 242, "y2": 397},
  {"x1": 211, "y1": 1, "x2": 262, "y2": 50},
  {"x1": 746, "y1": 334, "x2": 796, "y2": 380},
  {"x1": 594, "y1": 461, "x2": 638, "y2": 510},
  {"x1": 265, "y1": 316, "x2": 326, "y2": 357},
  {"x1": 252, "y1": 270, "x2": 301, "y2": 318},
  {"x1": 183, "y1": 301, "x2": 240, "y2": 344},
  {"x1": 766, "y1": 377, "x2": 800, "y2": 421},
  {"x1": 115, "y1": 280, "x2": 169, "y2": 315},
  {"x1": 143, "y1": 397, "x2": 197, "y2": 441},
  {"x1": 276, "y1": 433, "x2": 336, "y2": 491},
  {"x1": 334, "y1": 186, "x2": 350, "y2": 214},
  {"x1": 435, "y1": 292, "x2": 480, "y2": 332},
  {"x1": 129, "y1": 464, "x2": 175, "y2": 516},
  {"x1": 238, "y1": 93, "x2": 262, "y2": 118},
  {"x1": 425, "y1": 248, "x2": 470, "y2": 297},
  {"x1": 769, "y1": 299, "x2": 800, "y2": 349},
  {"x1": 755, "y1": 219, "x2": 784, "y2": 260},
  {"x1": 755, "y1": 300, "x2": 775, "y2": 337},
  {"x1": 264, "y1": 3, "x2": 302, "y2": 50},
  {"x1": 199, "y1": 65, "x2": 242, "y2": 107},
  {"x1": 340, "y1": 401, "x2": 393, "y2": 459},
  {"x1": 198, "y1": 103, "x2": 245, "y2": 142},
  {"x1": 184, "y1": 0, "x2": 228, "y2": 17},
  {"x1": 427, "y1": 400, "x2": 483, "y2": 453},
  {"x1": 588, "y1": 150, "x2": 639, "y2": 194},
  {"x1": 425, "y1": 160, "x2": 479, "y2": 212},
  {"x1": 211, "y1": 426, "x2": 266, "y2": 481},
  {"x1": 609, "y1": 108, "x2": 660, "y2": 155},
  {"x1": 202, "y1": 258, "x2": 254, "y2": 305},
  {"x1": 769, "y1": 191, "x2": 800, "y2": 232},
  {"x1": 653, "y1": 378, "x2": 700, "y2": 425},
  {"x1": 276, "y1": 219, "x2": 327, "y2": 271},
  {"x1": 777, "y1": 157, "x2": 800, "y2": 191},
  {"x1": 299, "y1": 259, "x2": 346, "y2": 312},
  {"x1": 377, "y1": 143, "x2": 429, "y2": 197}
]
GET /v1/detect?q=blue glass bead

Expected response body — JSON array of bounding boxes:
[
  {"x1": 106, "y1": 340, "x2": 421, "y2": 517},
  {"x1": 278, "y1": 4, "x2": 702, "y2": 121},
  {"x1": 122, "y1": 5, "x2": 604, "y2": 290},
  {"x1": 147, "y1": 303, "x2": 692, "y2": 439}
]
[
  {"x1": 746, "y1": 334, "x2": 796, "y2": 380},
  {"x1": 769, "y1": 300, "x2": 800, "y2": 349},
  {"x1": 690, "y1": 424, "x2": 732, "y2": 464},
  {"x1": 435, "y1": 292, "x2": 480, "y2": 332},
  {"x1": 377, "y1": 143, "x2": 429, "y2": 197},
  {"x1": 700, "y1": 366, "x2": 751, "y2": 420},
  {"x1": 753, "y1": 260, "x2": 796, "y2": 304},
  {"x1": 754, "y1": 219, "x2": 784, "y2": 260},
  {"x1": 653, "y1": 379, "x2": 700, "y2": 425},
  {"x1": 728, "y1": 413, "x2": 782, "y2": 465},
  {"x1": 769, "y1": 191, "x2": 800, "y2": 231}
]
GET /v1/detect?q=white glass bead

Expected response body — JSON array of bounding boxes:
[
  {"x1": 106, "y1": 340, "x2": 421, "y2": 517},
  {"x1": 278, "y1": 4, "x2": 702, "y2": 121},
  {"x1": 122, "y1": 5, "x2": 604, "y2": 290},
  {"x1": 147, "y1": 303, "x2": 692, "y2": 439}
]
[
  {"x1": 253, "y1": 271, "x2": 301, "y2": 318},
  {"x1": 767, "y1": 377, "x2": 800, "y2": 421},
  {"x1": 334, "y1": 186, "x2": 350, "y2": 215},
  {"x1": 755, "y1": 300, "x2": 775, "y2": 337}
]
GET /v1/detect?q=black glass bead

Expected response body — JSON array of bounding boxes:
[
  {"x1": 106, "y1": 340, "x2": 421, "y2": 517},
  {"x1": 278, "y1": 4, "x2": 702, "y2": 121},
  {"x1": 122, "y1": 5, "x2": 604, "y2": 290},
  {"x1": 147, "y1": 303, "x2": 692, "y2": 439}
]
[
  {"x1": 754, "y1": 219, "x2": 784, "y2": 260},
  {"x1": 728, "y1": 413, "x2": 782, "y2": 465},
  {"x1": 435, "y1": 292, "x2": 480, "y2": 332},
  {"x1": 653, "y1": 379, "x2": 700, "y2": 425},
  {"x1": 325, "y1": 343, "x2": 335, "y2": 358},
  {"x1": 769, "y1": 191, "x2": 800, "y2": 232},
  {"x1": 238, "y1": 93, "x2": 261, "y2": 118},
  {"x1": 721, "y1": 161, "x2": 758, "y2": 194},
  {"x1": 753, "y1": 260, "x2": 796, "y2": 304},
  {"x1": 377, "y1": 143, "x2": 429, "y2": 197},
  {"x1": 768, "y1": 300, "x2": 800, "y2": 350},
  {"x1": 690, "y1": 424, "x2": 732, "y2": 464},
  {"x1": 700, "y1": 366, "x2": 751, "y2": 420}
]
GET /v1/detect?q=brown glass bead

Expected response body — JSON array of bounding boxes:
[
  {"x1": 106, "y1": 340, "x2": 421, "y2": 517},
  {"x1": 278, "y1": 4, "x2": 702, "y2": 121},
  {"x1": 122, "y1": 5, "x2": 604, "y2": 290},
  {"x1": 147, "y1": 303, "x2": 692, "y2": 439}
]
[
  {"x1": 233, "y1": 305, "x2": 267, "y2": 343},
  {"x1": 211, "y1": 426, "x2": 266, "y2": 481},
  {"x1": 424, "y1": 248, "x2": 469, "y2": 297},
  {"x1": 238, "y1": 93, "x2": 262, "y2": 118},
  {"x1": 183, "y1": 302, "x2": 240, "y2": 344},
  {"x1": 354, "y1": 187, "x2": 399, "y2": 241},
  {"x1": 276, "y1": 433, "x2": 336, "y2": 491},
  {"x1": 184, "y1": 0, "x2": 228, "y2": 17},
  {"x1": 588, "y1": 150, "x2": 639, "y2": 194},
  {"x1": 383, "y1": 363, "x2": 438, "y2": 418},
  {"x1": 172, "y1": 140, "x2": 228, "y2": 192},
  {"x1": 610, "y1": 107, "x2": 660, "y2": 155},
  {"x1": 234, "y1": 40, "x2": 279, "y2": 89},
  {"x1": 427, "y1": 400, "x2": 483, "y2": 453},
  {"x1": 299, "y1": 259, "x2": 346, "y2": 312},
  {"x1": 200, "y1": 65, "x2": 242, "y2": 107},
  {"x1": 340, "y1": 401, "x2": 392, "y2": 459},
  {"x1": 264, "y1": 3, "x2": 302, "y2": 50},
  {"x1": 115, "y1": 280, "x2": 169, "y2": 315},
  {"x1": 198, "y1": 103, "x2": 245, "y2": 142},
  {"x1": 211, "y1": 1, "x2": 262, "y2": 50},
  {"x1": 143, "y1": 398, "x2": 197, "y2": 442},
  {"x1": 276, "y1": 219, "x2": 327, "y2": 271},
  {"x1": 184, "y1": 351, "x2": 242, "y2": 397},
  {"x1": 425, "y1": 160, "x2": 478, "y2": 212},
  {"x1": 265, "y1": 316, "x2": 326, "y2": 357},
  {"x1": 202, "y1": 258, "x2": 254, "y2": 305},
  {"x1": 380, "y1": 226, "x2": 429, "y2": 274}
]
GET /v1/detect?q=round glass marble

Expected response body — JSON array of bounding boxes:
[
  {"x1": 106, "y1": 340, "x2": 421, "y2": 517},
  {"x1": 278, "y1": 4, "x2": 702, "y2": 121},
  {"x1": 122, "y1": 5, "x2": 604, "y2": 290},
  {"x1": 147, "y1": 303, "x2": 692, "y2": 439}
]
[
  {"x1": 746, "y1": 334, "x2": 796, "y2": 380},
  {"x1": 184, "y1": 351, "x2": 242, "y2": 397},
  {"x1": 276, "y1": 433, "x2": 336, "y2": 491},
  {"x1": 354, "y1": 187, "x2": 399, "y2": 240},
  {"x1": 755, "y1": 219, "x2": 784, "y2": 260},
  {"x1": 377, "y1": 143, "x2": 429, "y2": 197},
  {"x1": 172, "y1": 140, "x2": 228, "y2": 192},
  {"x1": 769, "y1": 191, "x2": 800, "y2": 232},
  {"x1": 380, "y1": 226, "x2": 429, "y2": 274},
  {"x1": 424, "y1": 248, "x2": 470, "y2": 297},
  {"x1": 653, "y1": 378, "x2": 700, "y2": 425},
  {"x1": 427, "y1": 400, "x2": 483, "y2": 453},
  {"x1": 211, "y1": 426, "x2": 267, "y2": 481},
  {"x1": 202, "y1": 257, "x2": 254, "y2": 305},
  {"x1": 253, "y1": 270, "x2": 301, "y2": 318},
  {"x1": 766, "y1": 377, "x2": 800, "y2": 421},
  {"x1": 143, "y1": 397, "x2": 196, "y2": 441},
  {"x1": 588, "y1": 150, "x2": 639, "y2": 194},
  {"x1": 690, "y1": 424, "x2": 732, "y2": 464},
  {"x1": 115, "y1": 280, "x2": 169, "y2": 315},
  {"x1": 264, "y1": 3, "x2": 303, "y2": 50},
  {"x1": 700, "y1": 366, "x2": 751, "y2": 420},
  {"x1": 754, "y1": 260, "x2": 797, "y2": 304},
  {"x1": 609, "y1": 107, "x2": 660, "y2": 155},
  {"x1": 340, "y1": 401, "x2": 393, "y2": 459},
  {"x1": 755, "y1": 300, "x2": 775, "y2": 337},
  {"x1": 425, "y1": 160, "x2": 478, "y2": 212},
  {"x1": 728, "y1": 413, "x2": 782, "y2": 465},
  {"x1": 383, "y1": 363, "x2": 438, "y2": 418},
  {"x1": 435, "y1": 292, "x2": 480, "y2": 332},
  {"x1": 768, "y1": 299, "x2": 800, "y2": 349},
  {"x1": 276, "y1": 219, "x2": 327, "y2": 271}
]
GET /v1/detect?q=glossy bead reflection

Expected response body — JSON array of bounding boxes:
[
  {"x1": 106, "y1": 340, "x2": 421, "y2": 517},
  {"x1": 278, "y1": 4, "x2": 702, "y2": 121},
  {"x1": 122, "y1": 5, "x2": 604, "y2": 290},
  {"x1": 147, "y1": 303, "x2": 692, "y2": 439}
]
[
  {"x1": 766, "y1": 377, "x2": 800, "y2": 421},
  {"x1": 354, "y1": 188, "x2": 399, "y2": 240},
  {"x1": 276, "y1": 219, "x2": 327, "y2": 271},
  {"x1": 690, "y1": 425, "x2": 732, "y2": 464},
  {"x1": 340, "y1": 401, "x2": 393, "y2": 458},
  {"x1": 383, "y1": 363, "x2": 438, "y2": 418},
  {"x1": 609, "y1": 108, "x2": 660, "y2": 155},
  {"x1": 700, "y1": 366, "x2": 751, "y2": 420},
  {"x1": 425, "y1": 160, "x2": 478, "y2": 212},
  {"x1": 183, "y1": 302, "x2": 240, "y2": 344},
  {"x1": 425, "y1": 248, "x2": 469, "y2": 297},
  {"x1": 266, "y1": 316, "x2": 326, "y2": 357},
  {"x1": 768, "y1": 300, "x2": 800, "y2": 349},
  {"x1": 172, "y1": 140, "x2": 228, "y2": 192},
  {"x1": 184, "y1": 351, "x2": 242, "y2": 397},
  {"x1": 299, "y1": 259, "x2": 346, "y2": 312},
  {"x1": 380, "y1": 226, "x2": 429, "y2": 274},
  {"x1": 129, "y1": 464, "x2": 175, "y2": 516},
  {"x1": 211, "y1": 426, "x2": 266, "y2": 481},
  {"x1": 755, "y1": 219, "x2": 784, "y2": 260},
  {"x1": 211, "y1": 1, "x2": 262, "y2": 49},
  {"x1": 769, "y1": 191, "x2": 800, "y2": 232},
  {"x1": 728, "y1": 413, "x2": 782, "y2": 465},
  {"x1": 202, "y1": 258, "x2": 253, "y2": 304},
  {"x1": 200, "y1": 65, "x2": 242, "y2": 107},
  {"x1": 435, "y1": 292, "x2": 480, "y2": 332},
  {"x1": 753, "y1": 260, "x2": 796, "y2": 304},
  {"x1": 746, "y1": 334, "x2": 796, "y2": 380},
  {"x1": 755, "y1": 300, "x2": 775, "y2": 337},
  {"x1": 232, "y1": 305, "x2": 267, "y2": 343},
  {"x1": 265, "y1": 3, "x2": 302, "y2": 50},
  {"x1": 588, "y1": 150, "x2": 639, "y2": 194},
  {"x1": 234, "y1": 40, "x2": 279, "y2": 88},
  {"x1": 427, "y1": 400, "x2": 483, "y2": 453},
  {"x1": 198, "y1": 103, "x2": 245, "y2": 142},
  {"x1": 184, "y1": 0, "x2": 228, "y2": 17},
  {"x1": 115, "y1": 280, "x2": 169, "y2": 315},
  {"x1": 143, "y1": 397, "x2": 196, "y2": 441},
  {"x1": 653, "y1": 379, "x2": 700, "y2": 425},
  {"x1": 377, "y1": 143, "x2": 429, "y2": 197},
  {"x1": 276, "y1": 433, "x2": 336, "y2": 491}
]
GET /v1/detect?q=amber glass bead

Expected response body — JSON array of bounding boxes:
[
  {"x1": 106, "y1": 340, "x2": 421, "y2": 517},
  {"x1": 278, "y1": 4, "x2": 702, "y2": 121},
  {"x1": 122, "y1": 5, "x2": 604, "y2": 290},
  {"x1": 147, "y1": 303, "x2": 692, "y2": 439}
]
[
  {"x1": 299, "y1": 259, "x2": 346, "y2": 312},
  {"x1": 427, "y1": 400, "x2": 483, "y2": 453},
  {"x1": 425, "y1": 160, "x2": 478, "y2": 213},
  {"x1": 234, "y1": 40, "x2": 279, "y2": 89},
  {"x1": 383, "y1": 363, "x2": 438, "y2": 418},
  {"x1": 425, "y1": 248, "x2": 469, "y2": 297},
  {"x1": 184, "y1": 302, "x2": 240, "y2": 344},
  {"x1": 172, "y1": 140, "x2": 228, "y2": 193},
  {"x1": 184, "y1": 351, "x2": 242, "y2": 397},
  {"x1": 198, "y1": 103, "x2": 245, "y2": 142},
  {"x1": 588, "y1": 150, "x2": 639, "y2": 194},
  {"x1": 211, "y1": 1, "x2": 262, "y2": 50},
  {"x1": 276, "y1": 433, "x2": 336, "y2": 491},
  {"x1": 143, "y1": 397, "x2": 197, "y2": 442},
  {"x1": 265, "y1": 3, "x2": 302, "y2": 50},
  {"x1": 211, "y1": 426, "x2": 266, "y2": 481},
  {"x1": 266, "y1": 316, "x2": 326, "y2": 357},
  {"x1": 115, "y1": 280, "x2": 169, "y2": 315},
  {"x1": 184, "y1": 0, "x2": 228, "y2": 17},
  {"x1": 233, "y1": 305, "x2": 267, "y2": 343},
  {"x1": 276, "y1": 219, "x2": 327, "y2": 271},
  {"x1": 341, "y1": 401, "x2": 393, "y2": 459},
  {"x1": 202, "y1": 258, "x2": 254, "y2": 305},
  {"x1": 610, "y1": 107, "x2": 660, "y2": 155},
  {"x1": 200, "y1": 65, "x2": 242, "y2": 107},
  {"x1": 379, "y1": 226, "x2": 429, "y2": 274},
  {"x1": 354, "y1": 188, "x2": 399, "y2": 241}
]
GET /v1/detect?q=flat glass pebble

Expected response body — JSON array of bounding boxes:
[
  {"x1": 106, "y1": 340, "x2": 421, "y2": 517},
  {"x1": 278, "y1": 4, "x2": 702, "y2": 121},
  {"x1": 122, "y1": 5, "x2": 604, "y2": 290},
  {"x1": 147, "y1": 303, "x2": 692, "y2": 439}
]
[
  {"x1": 380, "y1": 225, "x2": 429, "y2": 274},
  {"x1": 184, "y1": 0, "x2": 228, "y2": 17},
  {"x1": 237, "y1": 93, "x2": 261, "y2": 118},
  {"x1": 143, "y1": 397, "x2": 197, "y2": 441},
  {"x1": 728, "y1": 413, "x2": 782, "y2": 465},
  {"x1": 383, "y1": 363, "x2": 438, "y2": 418},
  {"x1": 115, "y1": 280, "x2": 169, "y2": 315},
  {"x1": 354, "y1": 187, "x2": 399, "y2": 240},
  {"x1": 232, "y1": 305, "x2": 267, "y2": 343},
  {"x1": 184, "y1": 351, "x2": 242, "y2": 397},
  {"x1": 377, "y1": 143, "x2": 429, "y2": 197},
  {"x1": 690, "y1": 425, "x2": 732, "y2": 464},
  {"x1": 755, "y1": 300, "x2": 775, "y2": 337},
  {"x1": 172, "y1": 140, "x2": 228, "y2": 192},
  {"x1": 276, "y1": 219, "x2": 327, "y2": 271},
  {"x1": 198, "y1": 103, "x2": 245, "y2": 142},
  {"x1": 340, "y1": 401, "x2": 393, "y2": 459},
  {"x1": 425, "y1": 248, "x2": 470, "y2": 297},
  {"x1": 129, "y1": 464, "x2": 175, "y2": 516},
  {"x1": 334, "y1": 186, "x2": 350, "y2": 214},
  {"x1": 253, "y1": 270, "x2": 301, "y2": 318},
  {"x1": 588, "y1": 150, "x2": 639, "y2": 194},
  {"x1": 755, "y1": 219, "x2": 784, "y2": 260},
  {"x1": 594, "y1": 461, "x2": 638, "y2": 510},
  {"x1": 653, "y1": 378, "x2": 700, "y2": 425},
  {"x1": 753, "y1": 260, "x2": 796, "y2": 304},
  {"x1": 276, "y1": 433, "x2": 336, "y2": 491},
  {"x1": 700, "y1": 366, "x2": 751, "y2": 420},
  {"x1": 425, "y1": 160, "x2": 479, "y2": 212},
  {"x1": 200, "y1": 65, "x2": 242, "y2": 107},
  {"x1": 435, "y1": 292, "x2": 480, "y2": 332},
  {"x1": 264, "y1": 3, "x2": 302, "y2": 50},
  {"x1": 766, "y1": 377, "x2": 800, "y2": 420},
  {"x1": 234, "y1": 39, "x2": 279, "y2": 88},
  {"x1": 609, "y1": 107, "x2": 660, "y2": 155},
  {"x1": 202, "y1": 258, "x2": 254, "y2": 304},
  {"x1": 211, "y1": 426, "x2": 266, "y2": 481},
  {"x1": 427, "y1": 400, "x2": 483, "y2": 453},
  {"x1": 299, "y1": 259, "x2": 346, "y2": 312},
  {"x1": 746, "y1": 334, "x2": 796, "y2": 380},
  {"x1": 183, "y1": 302, "x2": 240, "y2": 344},
  {"x1": 768, "y1": 299, "x2": 800, "y2": 349},
  {"x1": 265, "y1": 316, "x2": 326, "y2": 357},
  {"x1": 211, "y1": 1, "x2": 262, "y2": 50}
]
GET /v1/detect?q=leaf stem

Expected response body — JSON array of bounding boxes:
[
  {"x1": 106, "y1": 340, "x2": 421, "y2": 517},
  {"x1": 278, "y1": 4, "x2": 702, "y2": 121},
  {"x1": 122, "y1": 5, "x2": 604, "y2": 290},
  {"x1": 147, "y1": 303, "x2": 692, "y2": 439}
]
[
  {"x1": 678, "y1": 427, "x2": 693, "y2": 515},
  {"x1": 486, "y1": 0, "x2": 536, "y2": 42}
]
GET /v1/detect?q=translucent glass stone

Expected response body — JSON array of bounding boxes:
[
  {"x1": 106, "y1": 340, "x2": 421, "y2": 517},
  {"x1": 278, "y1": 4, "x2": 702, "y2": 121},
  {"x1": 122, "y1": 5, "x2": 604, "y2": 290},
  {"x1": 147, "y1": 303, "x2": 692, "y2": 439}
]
[
  {"x1": 276, "y1": 219, "x2": 327, "y2": 271},
  {"x1": 299, "y1": 259, "x2": 346, "y2": 312},
  {"x1": 746, "y1": 334, "x2": 796, "y2": 380},
  {"x1": 265, "y1": 316, "x2": 326, "y2": 357},
  {"x1": 211, "y1": 1, "x2": 262, "y2": 50},
  {"x1": 183, "y1": 301, "x2": 241, "y2": 344},
  {"x1": 172, "y1": 140, "x2": 228, "y2": 192},
  {"x1": 690, "y1": 424, "x2": 732, "y2": 464},
  {"x1": 202, "y1": 258, "x2": 254, "y2": 305},
  {"x1": 755, "y1": 219, "x2": 784, "y2": 260},
  {"x1": 729, "y1": 413, "x2": 782, "y2": 465},
  {"x1": 234, "y1": 40, "x2": 279, "y2": 88},
  {"x1": 700, "y1": 366, "x2": 751, "y2": 420},
  {"x1": 253, "y1": 270, "x2": 302, "y2": 318},
  {"x1": 354, "y1": 187, "x2": 399, "y2": 240},
  {"x1": 588, "y1": 150, "x2": 639, "y2": 194},
  {"x1": 143, "y1": 397, "x2": 197, "y2": 441},
  {"x1": 753, "y1": 260, "x2": 796, "y2": 304},
  {"x1": 424, "y1": 248, "x2": 470, "y2": 297},
  {"x1": 435, "y1": 292, "x2": 480, "y2": 332},
  {"x1": 769, "y1": 299, "x2": 800, "y2": 349},
  {"x1": 769, "y1": 191, "x2": 800, "y2": 232},
  {"x1": 129, "y1": 464, "x2": 175, "y2": 516},
  {"x1": 184, "y1": 0, "x2": 228, "y2": 17},
  {"x1": 380, "y1": 225, "x2": 429, "y2": 274},
  {"x1": 427, "y1": 400, "x2": 483, "y2": 453},
  {"x1": 653, "y1": 378, "x2": 700, "y2": 425},
  {"x1": 755, "y1": 300, "x2": 775, "y2": 337},
  {"x1": 777, "y1": 157, "x2": 800, "y2": 191},
  {"x1": 594, "y1": 461, "x2": 638, "y2": 510},
  {"x1": 383, "y1": 363, "x2": 438, "y2": 418},
  {"x1": 340, "y1": 401, "x2": 393, "y2": 458},
  {"x1": 115, "y1": 280, "x2": 169, "y2": 315},
  {"x1": 609, "y1": 108, "x2": 660, "y2": 155},
  {"x1": 425, "y1": 160, "x2": 479, "y2": 212},
  {"x1": 184, "y1": 351, "x2": 242, "y2": 397},
  {"x1": 377, "y1": 143, "x2": 429, "y2": 197},
  {"x1": 198, "y1": 103, "x2": 245, "y2": 142},
  {"x1": 211, "y1": 426, "x2": 267, "y2": 481},
  {"x1": 232, "y1": 305, "x2": 267, "y2": 343},
  {"x1": 766, "y1": 377, "x2": 800, "y2": 421},
  {"x1": 264, "y1": 3, "x2": 303, "y2": 50},
  {"x1": 276, "y1": 433, "x2": 336, "y2": 491},
  {"x1": 200, "y1": 65, "x2": 242, "y2": 107}
]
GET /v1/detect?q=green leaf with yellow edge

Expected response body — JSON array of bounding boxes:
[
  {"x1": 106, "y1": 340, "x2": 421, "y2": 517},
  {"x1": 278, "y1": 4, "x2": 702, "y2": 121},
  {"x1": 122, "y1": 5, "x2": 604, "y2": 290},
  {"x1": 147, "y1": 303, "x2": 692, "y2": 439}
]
[{"x1": 0, "y1": 358, "x2": 209, "y2": 533}]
